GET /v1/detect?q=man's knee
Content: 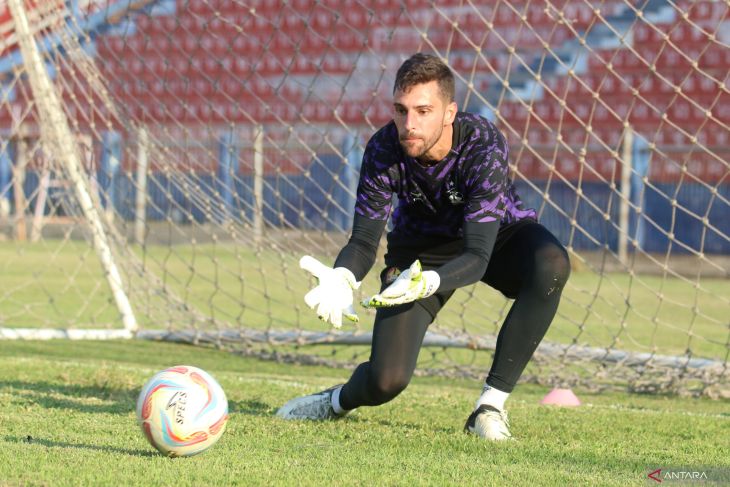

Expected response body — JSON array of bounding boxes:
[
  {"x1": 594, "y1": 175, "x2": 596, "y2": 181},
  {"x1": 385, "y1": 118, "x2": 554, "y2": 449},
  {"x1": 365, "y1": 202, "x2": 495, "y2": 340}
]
[
  {"x1": 532, "y1": 243, "x2": 571, "y2": 295},
  {"x1": 367, "y1": 368, "x2": 410, "y2": 405}
]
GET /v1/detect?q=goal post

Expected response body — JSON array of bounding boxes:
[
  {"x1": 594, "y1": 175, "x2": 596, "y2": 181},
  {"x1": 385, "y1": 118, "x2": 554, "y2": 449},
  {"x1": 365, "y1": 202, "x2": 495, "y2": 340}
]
[
  {"x1": 0, "y1": 0, "x2": 727, "y2": 397},
  {"x1": 6, "y1": 0, "x2": 137, "y2": 334}
]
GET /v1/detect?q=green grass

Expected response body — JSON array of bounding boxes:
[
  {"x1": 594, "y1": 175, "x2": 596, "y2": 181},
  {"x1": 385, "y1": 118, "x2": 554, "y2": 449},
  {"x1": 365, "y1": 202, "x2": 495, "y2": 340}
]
[
  {"x1": 1, "y1": 241, "x2": 728, "y2": 360},
  {"x1": 0, "y1": 340, "x2": 728, "y2": 486}
]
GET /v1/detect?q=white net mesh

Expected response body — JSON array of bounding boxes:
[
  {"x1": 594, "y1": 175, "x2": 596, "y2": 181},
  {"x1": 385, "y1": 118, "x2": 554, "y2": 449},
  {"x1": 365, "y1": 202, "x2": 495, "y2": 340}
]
[{"x1": 0, "y1": 0, "x2": 728, "y2": 396}]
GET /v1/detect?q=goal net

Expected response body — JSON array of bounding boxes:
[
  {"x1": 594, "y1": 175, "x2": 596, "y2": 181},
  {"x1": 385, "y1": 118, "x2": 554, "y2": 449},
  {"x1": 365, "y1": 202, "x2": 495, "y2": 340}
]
[{"x1": 0, "y1": 0, "x2": 728, "y2": 397}]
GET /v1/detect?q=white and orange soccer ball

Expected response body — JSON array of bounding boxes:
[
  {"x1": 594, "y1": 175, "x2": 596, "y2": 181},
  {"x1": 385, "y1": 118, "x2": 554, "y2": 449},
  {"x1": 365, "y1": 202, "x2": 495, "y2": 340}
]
[{"x1": 136, "y1": 365, "x2": 228, "y2": 457}]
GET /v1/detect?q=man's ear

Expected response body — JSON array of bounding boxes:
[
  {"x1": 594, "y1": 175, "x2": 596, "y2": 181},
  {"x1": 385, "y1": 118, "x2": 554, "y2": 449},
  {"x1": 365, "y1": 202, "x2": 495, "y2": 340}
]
[{"x1": 444, "y1": 101, "x2": 457, "y2": 125}]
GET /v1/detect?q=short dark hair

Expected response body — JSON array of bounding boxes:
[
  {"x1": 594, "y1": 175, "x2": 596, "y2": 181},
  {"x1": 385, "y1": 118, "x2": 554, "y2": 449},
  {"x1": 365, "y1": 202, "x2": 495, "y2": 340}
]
[{"x1": 393, "y1": 53, "x2": 455, "y2": 102}]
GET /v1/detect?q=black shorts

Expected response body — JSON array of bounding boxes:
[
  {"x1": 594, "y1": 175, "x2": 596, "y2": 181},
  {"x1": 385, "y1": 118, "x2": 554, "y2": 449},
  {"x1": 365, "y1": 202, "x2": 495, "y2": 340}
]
[{"x1": 381, "y1": 218, "x2": 539, "y2": 318}]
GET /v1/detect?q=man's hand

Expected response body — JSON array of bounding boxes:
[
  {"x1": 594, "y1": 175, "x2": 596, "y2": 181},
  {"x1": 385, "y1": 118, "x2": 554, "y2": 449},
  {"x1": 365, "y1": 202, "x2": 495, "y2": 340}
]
[
  {"x1": 300, "y1": 255, "x2": 360, "y2": 328},
  {"x1": 362, "y1": 260, "x2": 440, "y2": 308}
]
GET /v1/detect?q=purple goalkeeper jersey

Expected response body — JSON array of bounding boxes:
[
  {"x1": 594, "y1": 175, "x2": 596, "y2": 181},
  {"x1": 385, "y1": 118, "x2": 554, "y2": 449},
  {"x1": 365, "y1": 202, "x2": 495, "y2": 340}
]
[{"x1": 355, "y1": 112, "x2": 536, "y2": 240}]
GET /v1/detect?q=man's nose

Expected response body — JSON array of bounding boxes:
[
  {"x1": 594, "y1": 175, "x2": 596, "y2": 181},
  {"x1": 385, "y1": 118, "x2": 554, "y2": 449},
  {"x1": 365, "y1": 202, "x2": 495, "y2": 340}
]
[{"x1": 404, "y1": 111, "x2": 416, "y2": 132}]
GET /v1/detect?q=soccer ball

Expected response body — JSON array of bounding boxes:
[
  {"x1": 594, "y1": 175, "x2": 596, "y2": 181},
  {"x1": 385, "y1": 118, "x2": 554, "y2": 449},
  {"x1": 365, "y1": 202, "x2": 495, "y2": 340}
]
[{"x1": 136, "y1": 365, "x2": 228, "y2": 457}]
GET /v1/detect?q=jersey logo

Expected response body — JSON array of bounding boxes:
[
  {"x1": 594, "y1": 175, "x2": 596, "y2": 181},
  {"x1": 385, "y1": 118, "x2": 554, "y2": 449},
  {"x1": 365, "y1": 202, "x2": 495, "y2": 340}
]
[
  {"x1": 409, "y1": 189, "x2": 426, "y2": 204},
  {"x1": 446, "y1": 180, "x2": 464, "y2": 205}
]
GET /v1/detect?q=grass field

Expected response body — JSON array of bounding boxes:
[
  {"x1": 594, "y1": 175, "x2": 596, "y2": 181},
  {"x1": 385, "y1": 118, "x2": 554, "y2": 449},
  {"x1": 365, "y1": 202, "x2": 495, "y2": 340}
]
[
  {"x1": 0, "y1": 340, "x2": 728, "y2": 486},
  {"x1": 2, "y1": 240, "x2": 728, "y2": 361}
]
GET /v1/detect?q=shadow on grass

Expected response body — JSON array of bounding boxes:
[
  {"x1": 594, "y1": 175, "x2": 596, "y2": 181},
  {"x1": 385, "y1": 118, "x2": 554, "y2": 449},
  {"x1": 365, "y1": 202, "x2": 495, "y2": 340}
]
[
  {"x1": 229, "y1": 398, "x2": 274, "y2": 416},
  {"x1": 0, "y1": 380, "x2": 137, "y2": 414},
  {"x1": 3, "y1": 380, "x2": 281, "y2": 418},
  {"x1": 346, "y1": 415, "x2": 457, "y2": 434},
  {"x1": 3, "y1": 435, "x2": 158, "y2": 457}
]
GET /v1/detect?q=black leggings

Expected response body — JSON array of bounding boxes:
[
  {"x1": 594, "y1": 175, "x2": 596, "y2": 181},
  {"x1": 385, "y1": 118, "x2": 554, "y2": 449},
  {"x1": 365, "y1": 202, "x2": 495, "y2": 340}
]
[{"x1": 339, "y1": 221, "x2": 570, "y2": 410}]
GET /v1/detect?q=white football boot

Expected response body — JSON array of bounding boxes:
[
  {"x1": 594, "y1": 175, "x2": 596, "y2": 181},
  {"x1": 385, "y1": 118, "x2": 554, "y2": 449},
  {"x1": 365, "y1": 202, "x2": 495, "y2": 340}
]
[
  {"x1": 464, "y1": 404, "x2": 513, "y2": 440},
  {"x1": 276, "y1": 385, "x2": 348, "y2": 420}
]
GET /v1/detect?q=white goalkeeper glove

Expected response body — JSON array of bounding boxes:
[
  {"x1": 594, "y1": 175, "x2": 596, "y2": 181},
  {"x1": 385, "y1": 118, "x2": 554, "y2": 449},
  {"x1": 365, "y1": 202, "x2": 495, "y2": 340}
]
[
  {"x1": 300, "y1": 255, "x2": 360, "y2": 328},
  {"x1": 362, "y1": 260, "x2": 440, "y2": 308}
]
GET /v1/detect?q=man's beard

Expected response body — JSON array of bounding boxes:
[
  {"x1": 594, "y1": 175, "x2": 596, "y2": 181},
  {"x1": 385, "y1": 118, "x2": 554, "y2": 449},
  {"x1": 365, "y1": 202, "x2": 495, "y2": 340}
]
[{"x1": 400, "y1": 126, "x2": 443, "y2": 160}]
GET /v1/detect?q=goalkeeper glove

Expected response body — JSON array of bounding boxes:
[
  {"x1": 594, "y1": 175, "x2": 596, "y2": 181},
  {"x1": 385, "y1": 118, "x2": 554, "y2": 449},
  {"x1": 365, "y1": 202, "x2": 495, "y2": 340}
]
[
  {"x1": 362, "y1": 260, "x2": 440, "y2": 308},
  {"x1": 300, "y1": 255, "x2": 360, "y2": 328}
]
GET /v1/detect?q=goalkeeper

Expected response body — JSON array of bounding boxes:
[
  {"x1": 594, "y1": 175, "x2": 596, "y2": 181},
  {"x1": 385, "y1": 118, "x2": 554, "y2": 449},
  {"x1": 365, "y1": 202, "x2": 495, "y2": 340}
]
[{"x1": 276, "y1": 53, "x2": 570, "y2": 440}]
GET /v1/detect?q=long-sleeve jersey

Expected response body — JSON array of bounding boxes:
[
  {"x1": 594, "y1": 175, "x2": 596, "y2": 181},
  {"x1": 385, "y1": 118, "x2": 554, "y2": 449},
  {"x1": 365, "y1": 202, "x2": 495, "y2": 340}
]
[{"x1": 335, "y1": 112, "x2": 536, "y2": 292}]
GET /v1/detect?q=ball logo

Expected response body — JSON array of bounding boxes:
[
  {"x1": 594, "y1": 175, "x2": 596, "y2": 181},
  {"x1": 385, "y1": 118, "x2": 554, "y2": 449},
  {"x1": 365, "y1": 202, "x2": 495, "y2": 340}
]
[{"x1": 166, "y1": 391, "x2": 188, "y2": 425}]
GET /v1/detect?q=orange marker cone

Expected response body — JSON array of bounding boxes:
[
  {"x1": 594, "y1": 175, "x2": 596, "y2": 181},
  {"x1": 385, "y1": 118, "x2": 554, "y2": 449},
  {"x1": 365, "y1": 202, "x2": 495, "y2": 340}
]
[{"x1": 540, "y1": 388, "x2": 581, "y2": 406}]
